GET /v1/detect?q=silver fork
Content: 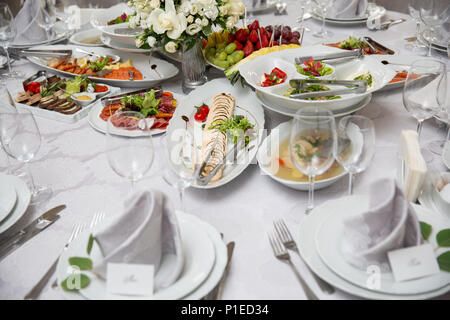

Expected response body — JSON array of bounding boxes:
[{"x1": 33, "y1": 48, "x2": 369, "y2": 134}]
[
  {"x1": 274, "y1": 219, "x2": 335, "y2": 294},
  {"x1": 268, "y1": 232, "x2": 318, "y2": 300}
]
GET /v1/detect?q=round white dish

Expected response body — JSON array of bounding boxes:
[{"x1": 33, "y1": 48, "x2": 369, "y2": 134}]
[
  {"x1": 71, "y1": 92, "x2": 97, "y2": 107},
  {"x1": 10, "y1": 23, "x2": 72, "y2": 48},
  {"x1": 257, "y1": 121, "x2": 347, "y2": 191},
  {"x1": 69, "y1": 29, "x2": 103, "y2": 47},
  {"x1": 0, "y1": 180, "x2": 17, "y2": 223},
  {"x1": 165, "y1": 78, "x2": 265, "y2": 189},
  {"x1": 315, "y1": 197, "x2": 450, "y2": 295},
  {"x1": 256, "y1": 90, "x2": 372, "y2": 117},
  {"x1": 297, "y1": 195, "x2": 450, "y2": 300},
  {"x1": 419, "y1": 173, "x2": 450, "y2": 219},
  {"x1": 26, "y1": 45, "x2": 179, "y2": 89},
  {"x1": 101, "y1": 34, "x2": 151, "y2": 54},
  {"x1": 0, "y1": 173, "x2": 31, "y2": 234}
]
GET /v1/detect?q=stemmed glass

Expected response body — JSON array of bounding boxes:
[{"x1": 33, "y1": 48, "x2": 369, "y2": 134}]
[
  {"x1": 290, "y1": 107, "x2": 336, "y2": 214},
  {"x1": 336, "y1": 115, "x2": 376, "y2": 195},
  {"x1": 313, "y1": 0, "x2": 333, "y2": 39},
  {"x1": 0, "y1": 3, "x2": 24, "y2": 79},
  {"x1": 0, "y1": 110, "x2": 52, "y2": 204},
  {"x1": 298, "y1": 0, "x2": 311, "y2": 31},
  {"x1": 405, "y1": 0, "x2": 427, "y2": 54},
  {"x1": 419, "y1": 0, "x2": 449, "y2": 57},
  {"x1": 402, "y1": 59, "x2": 447, "y2": 161},
  {"x1": 37, "y1": 1, "x2": 57, "y2": 41},
  {"x1": 106, "y1": 111, "x2": 155, "y2": 190}
]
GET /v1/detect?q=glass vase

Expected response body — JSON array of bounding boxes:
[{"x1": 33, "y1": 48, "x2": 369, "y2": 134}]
[{"x1": 182, "y1": 40, "x2": 207, "y2": 92}]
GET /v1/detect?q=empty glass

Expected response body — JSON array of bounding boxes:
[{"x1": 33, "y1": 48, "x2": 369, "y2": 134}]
[
  {"x1": 336, "y1": 115, "x2": 376, "y2": 195},
  {"x1": 0, "y1": 3, "x2": 24, "y2": 79},
  {"x1": 419, "y1": 0, "x2": 449, "y2": 57},
  {"x1": 37, "y1": 1, "x2": 57, "y2": 40},
  {"x1": 290, "y1": 107, "x2": 336, "y2": 214},
  {"x1": 106, "y1": 111, "x2": 155, "y2": 190},
  {"x1": 313, "y1": 0, "x2": 333, "y2": 39},
  {"x1": 406, "y1": 0, "x2": 427, "y2": 54}
]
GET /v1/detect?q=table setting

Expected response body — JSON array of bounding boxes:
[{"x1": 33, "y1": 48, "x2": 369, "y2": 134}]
[{"x1": 0, "y1": 0, "x2": 449, "y2": 302}]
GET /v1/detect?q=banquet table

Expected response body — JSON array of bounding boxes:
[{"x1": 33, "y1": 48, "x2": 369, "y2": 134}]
[{"x1": 0, "y1": 2, "x2": 450, "y2": 300}]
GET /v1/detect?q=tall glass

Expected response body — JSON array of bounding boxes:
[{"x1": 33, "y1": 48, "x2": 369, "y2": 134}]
[
  {"x1": 419, "y1": 0, "x2": 449, "y2": 57},
  {"x1": 36, "y1": 6, "x2": 57, "y2": 41},
  {"x1": 406, "y1": 0, "x2": 426, "y2": 54},
  {"x1": 0, "y1": 3, "x2": 24, "y2": 79},
  {"x1": 313, "y1": 0, "x2": 333, "y2": 39},
  {"x1": 289, "y1": 107, "x2": 336, "y2": 214},
  {"x1": 336, "y1": 115, "x2": 376, "y2": 195}
]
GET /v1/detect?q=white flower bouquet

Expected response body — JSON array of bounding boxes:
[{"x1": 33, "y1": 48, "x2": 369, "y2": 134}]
[{"x1": 127, "y1": 0, "x2": 245, "y2": 53}]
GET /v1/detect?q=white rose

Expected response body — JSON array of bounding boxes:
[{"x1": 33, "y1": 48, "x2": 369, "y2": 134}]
[
  {"x1": 187, "y1": 15, "x2": 194, "y2": 23},
  {"x1": 149, "y1": 0, "x2": 187, "y2": 39},
  {"x1": 136, "y1": 37, "x2": 144, "y2": 47},
  {"x1": 226, "y1": 16, "x2": 235, "y2": 29},
  {"x1": 180, "y1": 1, "x2": 192, "y2": 15},
  {"x1": 140, "y1": 12, "x2": 148, "y2": 19},
  {"x1": 195, "y1": 17, "x2": 202, "y2": 25},
  {"x1": 147, "y1": 36, "x2": 156, "y2": 47},
  {"x1": 129, "y1": 16, "x2": 138, "y2": 28},
  {"x1": 228, "y1": 0, "x2": 245, "y2": 16},
  {"x1": 165, "y1": 41, "x2": 177, "y2": 53},
  {"x1": 201, "y1": 18, "x2": 208, "y2": 26},
  {"x1": 186, "y1": 23, "x2": 202, "y2": 35},
  {"x1": 190, "y1": 6, "x2": 198, "y2": 15},
  {"x1": 219, "y1": 5, "x2": 228, "y2": 15},
  {"x1": 140, "y1": 19, "x2": 148, "y2": 29},
  {"x1": 203, "y1": 7, "x2": 218, "y2": 20},
  {"x1": 150, "y1": 0, "x2": 160, "y2": 9}
]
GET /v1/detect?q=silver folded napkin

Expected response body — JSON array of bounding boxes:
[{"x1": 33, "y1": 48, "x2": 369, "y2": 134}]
[
  {"x1": 93, "y1": 189, "x2": 184, "y2": 290},
  {"x1": 327, "y1": 0, "x2": 368, "y2": 19},
  {"x1": 341, "y1": 178, "x2": 422, "y2": 272},
  {"x1": 12, "y1": 0, "x2": 48, "y2": 45}
]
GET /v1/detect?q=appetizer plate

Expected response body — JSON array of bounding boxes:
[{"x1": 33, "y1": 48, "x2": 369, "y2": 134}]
[
  {"x1": 101, "y1": 34, "x2": 151, "y2": 54},
  {"x1": 26, "y1": 45, "x2": 179, "y2": 88},
  {"x1": 57, "y1": 211, "x2": 217, "y2": 300},
  {"x1": 315, "y1": 198, "x2": 450, "y2": 295},
  {"x1": 239, "y1": 45, "x2": 395, "y2": 111},
  {"x1": 297, "y1": 195, "x2": 450, "y2": 300},
  {"x1": 0, "y1": 174, "x2": 31, "y2": 235},
  {"x1": 255, "y1": 90, "x2": 372, "y2": 117},
  {"x1": 0, "y1": 180, "x2": 17, "y2": 224},
  {"x1": 166, "y1": 78, "x2": 265, "y2": 189},
  {"x1": 257, "y1": 121, "x2": 347, "y2": 191},
  {"x1": 70, "y1": 29, "x2": 103, "y2": 47}
]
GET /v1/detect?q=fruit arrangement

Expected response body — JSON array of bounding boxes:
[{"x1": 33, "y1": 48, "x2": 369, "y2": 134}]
[{"x1": 204, "y1": 19, "x2": 301, "y2": 70}]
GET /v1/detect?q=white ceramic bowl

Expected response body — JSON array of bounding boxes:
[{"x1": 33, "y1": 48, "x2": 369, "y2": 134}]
[
  {"x1": 92, "y1": 83, "x2": 111, "y2": 98},
  {"x1": 71, "y1": 92, "x2": 96, "y2": 107},
  {"x1": 431, "y1": 172, "x2": 450, "y2": 218},
  {"x1": 256, "y1": 121, "x2": 347, "y2": 191}
]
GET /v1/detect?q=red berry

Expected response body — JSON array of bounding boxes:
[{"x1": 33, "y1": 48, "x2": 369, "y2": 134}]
[{"x1": 249, "y1": 29, "x2": 258, "y2": 43}]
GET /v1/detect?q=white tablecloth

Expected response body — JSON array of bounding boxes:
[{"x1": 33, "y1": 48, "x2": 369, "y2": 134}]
[{"x1": 0, "y1": 3, "x2": 449, "y2": 300}]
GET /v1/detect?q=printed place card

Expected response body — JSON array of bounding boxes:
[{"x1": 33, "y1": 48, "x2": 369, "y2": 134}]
[
  {"x1": 388, "y1": 244, "x2": 440, "y2": 282},
  {"x1": 106, "y1": 263, "x2": 154, "y2": 296}
]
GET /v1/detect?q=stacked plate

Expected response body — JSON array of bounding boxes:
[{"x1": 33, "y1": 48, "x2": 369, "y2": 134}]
[
  {"x1": 238, "y1": 45, "x2": 395, "y2": 117},
  {"x1": 0, "y1": 173, "x2": 31, "y2": 235},
  {"x1": 297, "y1": 195, "x2": 450, "y2": 299},
  {"x1": 10, "y1": 22, "x2": 72, "y2": 49},
  {"x1": 56, "y1": 212, "x2": 227, "y2": 300},
  {"x1": 310, "y1": 3, "x2": 386, "y2": 26}
]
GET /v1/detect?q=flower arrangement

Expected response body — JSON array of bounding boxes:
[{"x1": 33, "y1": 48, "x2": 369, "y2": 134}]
[{"x1": 127, "y1": 0, "x2": 245, "y2": 53}]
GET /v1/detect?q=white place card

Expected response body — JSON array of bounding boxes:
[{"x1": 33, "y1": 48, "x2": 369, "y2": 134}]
[
  {"x1": 388, "y1": 244, "x2": 440, "y2": 282},
  {"x1": 106, "y1": 263, "x2": 154, "y2": 296}
]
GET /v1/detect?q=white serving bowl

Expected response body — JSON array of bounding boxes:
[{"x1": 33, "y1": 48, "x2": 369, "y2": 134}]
[
  {"x1": 431, "y1": 172, "x2": 450, "y2": 218},
  {"x1": 92, "y1": 83, "x2": 111, "y2": 98},
  {"x1": 71, "y1": 92, "x2": 96, "y2": 107},
  {"x1": 256, "y1": 121, "x2": 347, "y2": 191}
]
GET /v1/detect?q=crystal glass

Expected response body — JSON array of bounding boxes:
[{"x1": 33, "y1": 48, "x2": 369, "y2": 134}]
[
  {"x1": 181, "y1": 41, "x2": 207, "y2": 93},
  {"x1": 313, "y1": 0, "x2": 333, "y2": 39},
  {"x1": 37, "y1": 1, "x2": 57, "y2": 41},
  {"x1": 419, "y1": 0, "x2": 449, "y2": 57},
  {"x1": 106, "y1": 111, "x2": 154, "y2": 190},
  {"x1": 402, "y1": 59, "x2": 447, "y2": 160},
  {"x1": 336, "y1": 115, "x2": 375, "y2": 195},
  {"x1": 298, "y1": 0, "x2": 311, "y2": 31},
  {"x1": 406, "y1": 0, "x2": 427, "y2": 54},
  {"x1": 290, "y1": 106, "x2": 336, "y2": 214},
  {"x1": 0, "y1": 111, "x2": 52, "y2": 204},
  {"x1": 0, "y1": 3, "x2": 24, "y2": 79}
]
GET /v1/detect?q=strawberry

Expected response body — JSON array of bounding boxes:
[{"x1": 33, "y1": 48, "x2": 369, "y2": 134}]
[
  {"x1": 248, "y1": 20, "x2": 260, "y2": 31},
  {"x1": 243, "y1": 40, "x2": 254, "y2": 57},
  {"x1": 233, "y1": 40, "x2": 243, "y2": 50},
  {"x1": 202, "y1": 38, "x2": 207, "y2": 48},
  {"x1": 235, "y1": 28, "x2": 248, "y2": 43},
  {"x1": 249, "y1": 29, "x2": 258, "y2": 43},
  {"x1": 261, "y1": 35, "x2": 269, "y2": 48},
  {"x1": 228, "y1": 32, "x2": 235, "y2": 43},
  {"x1": 259, "y1": 27, "x2": 269, "y2": 39},
  {"x1": 272, "y1": 40, "x2": 278, "y2": 46}
]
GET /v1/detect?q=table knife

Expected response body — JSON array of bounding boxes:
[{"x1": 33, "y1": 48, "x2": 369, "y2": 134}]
[{"x1": 0, "y1": 205, "x2": 66, "y2": 261}]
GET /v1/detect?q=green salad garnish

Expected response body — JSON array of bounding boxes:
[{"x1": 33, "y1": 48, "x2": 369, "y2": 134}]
[
  {"x1": 120, "y1": 89, "x2": 161, "y2": 117},
  {"x1": 338, "y1": 36, "x2": 367, "y2": 50},
  {"x1": 208, "y1": 115, "x2": 255, "y2": 145}
]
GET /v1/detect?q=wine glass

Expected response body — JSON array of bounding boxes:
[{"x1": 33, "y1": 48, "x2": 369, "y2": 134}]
[
  {"x1": 419, "y1": 0, "x2": 449, "y2": 57},
  {"x1": 402, "y1": 59, "x2": 447, "y2": 161},
  {"x1": 106, "y1": 111, "x2": 155, "y2": 190},
  {"x1": 313, "y1": 0, "x2": 333, "y2": 39},
  {"x1": 37, "y1": 1, "x2": 57, "y2": 41},
  {"x1": 336, "y1": 115, "x2": 376, "y2": 195},
  {"x1": 0, "y1": 3, "x2": 24, "y2": 79},
  {"x1": 0, "y1": 110, "x2": 52, "y2": 204},
  {"x1": 289, "y1": 106, "x2": 336, "y2": 214},
  {"x1": 406, "y1": 0, "x2": 427, "y2": 54},
  {"x1": 297, "y1": 0, "x2": 311, "y2": 31}
]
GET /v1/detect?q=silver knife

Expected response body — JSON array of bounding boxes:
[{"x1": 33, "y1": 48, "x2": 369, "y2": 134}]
[
  {"x1": 0, "y1": 205, "x2": 66, "y2": 261},
  {"x1": 214, "y1": 241, "x2": 235, "y2": 300}
]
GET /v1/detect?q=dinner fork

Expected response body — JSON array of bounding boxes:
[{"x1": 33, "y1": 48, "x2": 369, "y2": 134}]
[
  {"x1": 268, "y1": 232, "x2": 318, "y2": 300},
  {"x1": 273, "y1": 219, "x2": 335, "y2": 294}
]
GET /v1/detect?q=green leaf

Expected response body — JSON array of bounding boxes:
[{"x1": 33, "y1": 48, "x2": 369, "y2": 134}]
[
  {"x1": 420, "y1": 221, "x2": 432, "y2": 241},
  {"x1": 68, "y1": 257, "x2": 93, "y2": 270},
  {"x1": 437, "y1": 251, "x2": 450, "y2": 272},
  {"x1": 60, "y1": 274, "x2": 91, "y2": 291},
  {"x1": 436, "y1": 229, "x2": 450, "y2": 247},
  {"x1": 87, "y1": 234, "x2": 94, "y2": 255}
]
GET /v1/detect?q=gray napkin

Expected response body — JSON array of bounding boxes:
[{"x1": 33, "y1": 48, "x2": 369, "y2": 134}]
[
  {"x1": 93, "y1": 189, "x2": 184, "y2": 290},
  {"x1": 341, "y1": 178, "x2": 422, "y2": 272},
  {"x1": 327, "y1": 0, "x2": 368, "y2": 19},
  {"x1": 12, "y1": 0, "x2": 48, "y2": 45}
]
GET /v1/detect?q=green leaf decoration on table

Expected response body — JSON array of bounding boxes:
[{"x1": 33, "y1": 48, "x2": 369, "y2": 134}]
[
  {"x1": 68, "y1": 257, "x2": 93, "y2": 270},
  {"x1": 436, "y1": 229, "x2": 450, "y2": 247},
  {"x1": 87, "y1": 234, "x2": 94, "y2": 255},
  {"x1": 437, "y1": 251, "x2": 450, "y2": 272},
  {"x1": 60, "y1": 273, "x2": 90, "y2": 291},
  {"x1": 420, "y1": 221, "x2": 432, "y2": 241}
]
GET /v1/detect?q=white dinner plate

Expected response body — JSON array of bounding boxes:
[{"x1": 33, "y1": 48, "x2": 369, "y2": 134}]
[
  {"x1": 257, "y1": 121, "x2": 347, "y2": 191},
  {"x1": 70, "y1": 29, "x2": 103, "y2": 47},
  {"x1": 297, "y1": 195, "x2": 450, "y2": 299},
  {"x1": 166, "y1": 78, "x2": 265, "y2": 189},
  {"x1": 0, "y1": 174, "x2": 31, "y2": 234},
  {"x1": 101, "y1": 34, "x2": 151, "y2": 53},
  {"x1": 26, "y1": 45, "x2": 179, "y2": 89},
  {"x1": 315, "y1": 197, "x2": 450, "y2": 295},
  {"x1": 57, "y1": 212, "x2": 216, "y2": 300},
  {"x1": 0, "y1": 180, "x2": 17, "y2": 223}
]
